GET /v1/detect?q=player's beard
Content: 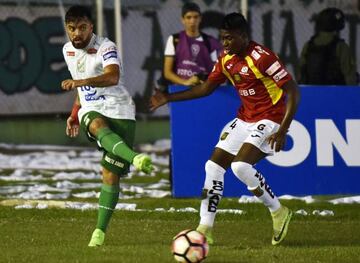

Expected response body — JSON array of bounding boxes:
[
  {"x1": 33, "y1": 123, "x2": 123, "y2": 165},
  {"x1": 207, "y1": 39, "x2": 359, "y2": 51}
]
[{"x1": 71, "y1": 36, "x2": 91, "y2": 49}]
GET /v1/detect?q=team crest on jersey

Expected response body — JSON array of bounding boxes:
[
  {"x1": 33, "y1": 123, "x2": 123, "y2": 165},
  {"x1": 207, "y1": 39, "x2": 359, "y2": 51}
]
[
  {"x1": 77, "y1": 59, "x2": 85, "y2": 73},
  {"x1": 240, "y1": 66, "x2": 249, "y2": 75},
  {"x1": 66, "y1": 51, "x2": 75, "y2": 56},
  {"x1": 234, "y1": 74, "x2": 241, "y2": 82},
  {"x1": 220, "y1": 132, "x2": 229, "y2": 140},
  {"x1": 191, "y1": 44, "x2": 200, "y2": 58}
]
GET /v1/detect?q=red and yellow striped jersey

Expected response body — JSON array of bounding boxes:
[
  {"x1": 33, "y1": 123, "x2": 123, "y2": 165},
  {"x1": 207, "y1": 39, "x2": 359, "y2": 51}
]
[{"x1": 208, "y1": 41, "x2": 292, "y2": 124}]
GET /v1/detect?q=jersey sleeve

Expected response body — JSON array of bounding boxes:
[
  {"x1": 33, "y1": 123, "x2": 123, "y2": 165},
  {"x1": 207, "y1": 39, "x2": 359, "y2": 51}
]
[
  {"x1": 208, "y1": 57, "x2": 227, "y2": 84},
  {"x1": 62, "y1": 45, "x2": 69, "y2": 67},
  {"x1": 99, "y1": 41, "x2": 121, "y2": 68},
  {"x1": 164, "y1": 35, "x2": 175, "y2": 56},
  {"x1": 256, "y1": 47, "x2": 293, "y2": 88}
]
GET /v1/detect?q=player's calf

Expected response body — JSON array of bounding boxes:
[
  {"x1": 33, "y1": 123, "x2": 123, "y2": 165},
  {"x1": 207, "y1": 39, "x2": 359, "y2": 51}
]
[{"x1": 198, "y1": 160, "x2": 226, "y2": 245}]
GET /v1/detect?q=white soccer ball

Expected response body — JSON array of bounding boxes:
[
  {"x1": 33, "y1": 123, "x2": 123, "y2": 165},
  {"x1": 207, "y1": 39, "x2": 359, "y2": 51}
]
[{"x1": 171, "y1": 229, "x2": 209, "y2": 263}]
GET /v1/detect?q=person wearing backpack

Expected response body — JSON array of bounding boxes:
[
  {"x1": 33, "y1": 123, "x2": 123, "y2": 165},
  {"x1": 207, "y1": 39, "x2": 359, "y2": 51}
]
[
  {"x1": 298, "y1": 7, "x2": 358, "y2": 85},
  {"x1": 159, "y1": 2, "x2": 222, "y2": 90}
]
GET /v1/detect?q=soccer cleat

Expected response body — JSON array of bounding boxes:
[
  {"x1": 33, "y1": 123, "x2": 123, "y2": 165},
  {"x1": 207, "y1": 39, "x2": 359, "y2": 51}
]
[
  {"x1": 196, "y1": 224, "x2": 214, "y2": 245},
  {"x1": 271, "y1": 205, "x2": 293, "y2": 246},
  {"x1": 88, "y1": 228, "x2": 105, "y2": 247},
  {"x1": 132, "y1": 153, "x2": 153, "y2": 174}
]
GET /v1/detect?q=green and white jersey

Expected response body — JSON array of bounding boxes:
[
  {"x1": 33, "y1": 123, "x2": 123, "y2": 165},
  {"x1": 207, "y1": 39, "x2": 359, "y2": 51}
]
[{"x1": 63, "y1": 34, "x2": 135, "y2": 121}]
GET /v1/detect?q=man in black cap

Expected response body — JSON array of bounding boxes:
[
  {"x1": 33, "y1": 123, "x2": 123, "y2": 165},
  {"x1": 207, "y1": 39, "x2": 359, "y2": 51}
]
[{"x1": 298, "y1": 7, "x2": 358, "y2": 85}]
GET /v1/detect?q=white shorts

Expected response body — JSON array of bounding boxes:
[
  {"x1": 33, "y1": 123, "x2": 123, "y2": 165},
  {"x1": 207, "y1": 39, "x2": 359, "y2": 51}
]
[{"x1": 215, "y1": 118, "x2": 280, "y2": 156}]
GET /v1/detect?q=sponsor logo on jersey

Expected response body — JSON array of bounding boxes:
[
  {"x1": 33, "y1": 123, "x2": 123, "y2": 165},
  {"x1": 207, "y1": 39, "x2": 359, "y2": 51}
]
[
  {"x1": 80, "y1": 86, "x2": 106, "y2": 101},
  {"x1": 251, "y1": 50, "x2": 261, "y2": 60},
  {"x1": 239, "y1": 88, "x2": 256, "y2": 96},
  {"x1": 103, "y1": 51, "x2": 117, "y2": 61},
  {"x1": 87, "y1": 48, "x2": 97, "y2": 54},
  {"x1": 66, "y1": 51, "x2": 75, "y2": 56},
  {"x1": 101, "y1": 46, "x2": 117, "y2": 55},
  {"x1": 177, "y1": 68, "x2": 194, "y2": 77},
  {"x1": 226, "y1": 63, "x2": 233, "y2": 70},
  {"x1": 255, "y1": 45, "x2": 270, "y2": 55},
  {"x1": 265, "y1": 61, "x2": 281, "y2": 76},
  {"x1": 273, "y1": 69, "x2": 288, "y2": 82}
]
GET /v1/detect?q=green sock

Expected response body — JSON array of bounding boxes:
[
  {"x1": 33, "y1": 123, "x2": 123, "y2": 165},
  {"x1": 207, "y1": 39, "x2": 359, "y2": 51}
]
[
  {"x1": 96, "y1": 127, "x2": 137, "y2": 162},
  {"x1": 96, "y1": 184, "x2": 120, "y2": 232}
]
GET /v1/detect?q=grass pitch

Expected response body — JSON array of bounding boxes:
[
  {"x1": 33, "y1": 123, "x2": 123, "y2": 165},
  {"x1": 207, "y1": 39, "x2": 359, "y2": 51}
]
[{"x1": 1, "y1": 198, "x2": 360, "y2": 263}]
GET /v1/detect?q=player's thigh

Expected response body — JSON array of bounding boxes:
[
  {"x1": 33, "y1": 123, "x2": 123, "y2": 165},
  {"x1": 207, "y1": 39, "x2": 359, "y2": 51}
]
[
  {"x1": 215, "y1": 118, "x2": 249, "y2": 156},
  {"x1": 234, "y1": 143, "x2": 267, "y2": 165},
  {"x1": 80, "y1": 111, "x2": 107, "y2": 141},
  {"x1": 107, "y1": 118, "x2": 136, "y2": 148}
]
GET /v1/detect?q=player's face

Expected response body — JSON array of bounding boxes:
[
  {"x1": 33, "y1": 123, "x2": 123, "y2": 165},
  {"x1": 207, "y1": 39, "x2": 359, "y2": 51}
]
[
  {"x1": 65, "y1": 18, "x2": 93, "y2": 49},
  {"x1": 181, "y1": 11, "x2": 201, "y2": 33},
  {"x1": 220, "y1": 29, "x2": 248, "y2": 56}
]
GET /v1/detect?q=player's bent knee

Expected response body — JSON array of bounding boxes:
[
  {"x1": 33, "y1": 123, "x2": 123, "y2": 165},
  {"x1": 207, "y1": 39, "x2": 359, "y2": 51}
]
[
  {"x1": 102, "y1": 168, "x2": 120, "y2": 185},
  {"x1": 89, "y1": 118, "x2": 108, "y2": 136},
  {"x1": 231, "y1": 161, "x2": 259, "y2": 189}
]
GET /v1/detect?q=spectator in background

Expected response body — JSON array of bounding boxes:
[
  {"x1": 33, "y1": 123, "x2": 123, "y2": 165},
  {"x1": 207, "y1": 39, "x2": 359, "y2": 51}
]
[
  {"x1": 298, "y1": 7, "x2": 358, "y2": 85},
  {"x1": 158, "y1": 2, "x2": 222, "y2": 90}
]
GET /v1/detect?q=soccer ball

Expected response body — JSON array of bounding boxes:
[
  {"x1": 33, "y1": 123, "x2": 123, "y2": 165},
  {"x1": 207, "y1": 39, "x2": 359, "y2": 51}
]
[{"x1": 171, "y1": 229, "x2": 209, "y2": 263}]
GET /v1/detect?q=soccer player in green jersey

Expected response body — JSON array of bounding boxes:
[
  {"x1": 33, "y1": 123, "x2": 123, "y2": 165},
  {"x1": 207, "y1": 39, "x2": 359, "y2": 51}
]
[{"x1": 61, "y1": 5, "x2": 153, "y2": 247}]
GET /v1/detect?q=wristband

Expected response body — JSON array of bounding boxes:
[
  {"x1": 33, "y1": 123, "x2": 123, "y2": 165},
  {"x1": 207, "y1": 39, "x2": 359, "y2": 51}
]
[{"x1": 70, "y1": 103, "x2": 80, "y2": 124}]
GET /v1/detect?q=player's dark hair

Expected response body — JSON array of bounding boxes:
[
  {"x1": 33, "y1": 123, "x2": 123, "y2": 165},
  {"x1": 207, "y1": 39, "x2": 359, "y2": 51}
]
[
  {"x1": 181, "y1": 2, "x2": 201, "y2": 17},
  {"x1": 65, "y1": 5, "x2": 93, "y2": 24},
  {"x1": 221, "y1": 12, "x2": 249, "y2": 35}
]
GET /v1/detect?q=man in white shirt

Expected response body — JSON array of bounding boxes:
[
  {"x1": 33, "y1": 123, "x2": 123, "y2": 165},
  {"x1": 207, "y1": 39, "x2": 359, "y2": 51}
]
[
  {"x1": 61, "y1": 5, "x2": 153, "y2": 247},
  {"x1": 160, "y1": 2, "x2": 222, "y2": 89}
]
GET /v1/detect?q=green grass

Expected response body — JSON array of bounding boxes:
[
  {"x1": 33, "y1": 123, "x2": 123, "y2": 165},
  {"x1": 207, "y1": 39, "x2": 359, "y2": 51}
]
[{"x1": 1, "y1": 198, "x2": 360, "y2": 263}]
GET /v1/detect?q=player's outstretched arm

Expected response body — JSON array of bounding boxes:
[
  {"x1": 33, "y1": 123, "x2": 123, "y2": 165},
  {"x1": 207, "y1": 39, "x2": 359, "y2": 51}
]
[
  {"x1": 267, "y1": 79, "x2": 300, "y2": 152},
  {"x1": 149, "y1": 80, "x2": 218, "y2": 111}
]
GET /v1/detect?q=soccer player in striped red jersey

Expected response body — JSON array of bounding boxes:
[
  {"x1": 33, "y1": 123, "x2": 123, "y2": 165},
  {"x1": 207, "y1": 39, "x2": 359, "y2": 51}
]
[{"x1": 150, "y1": 13, "x2": 300, "y2": 246}]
